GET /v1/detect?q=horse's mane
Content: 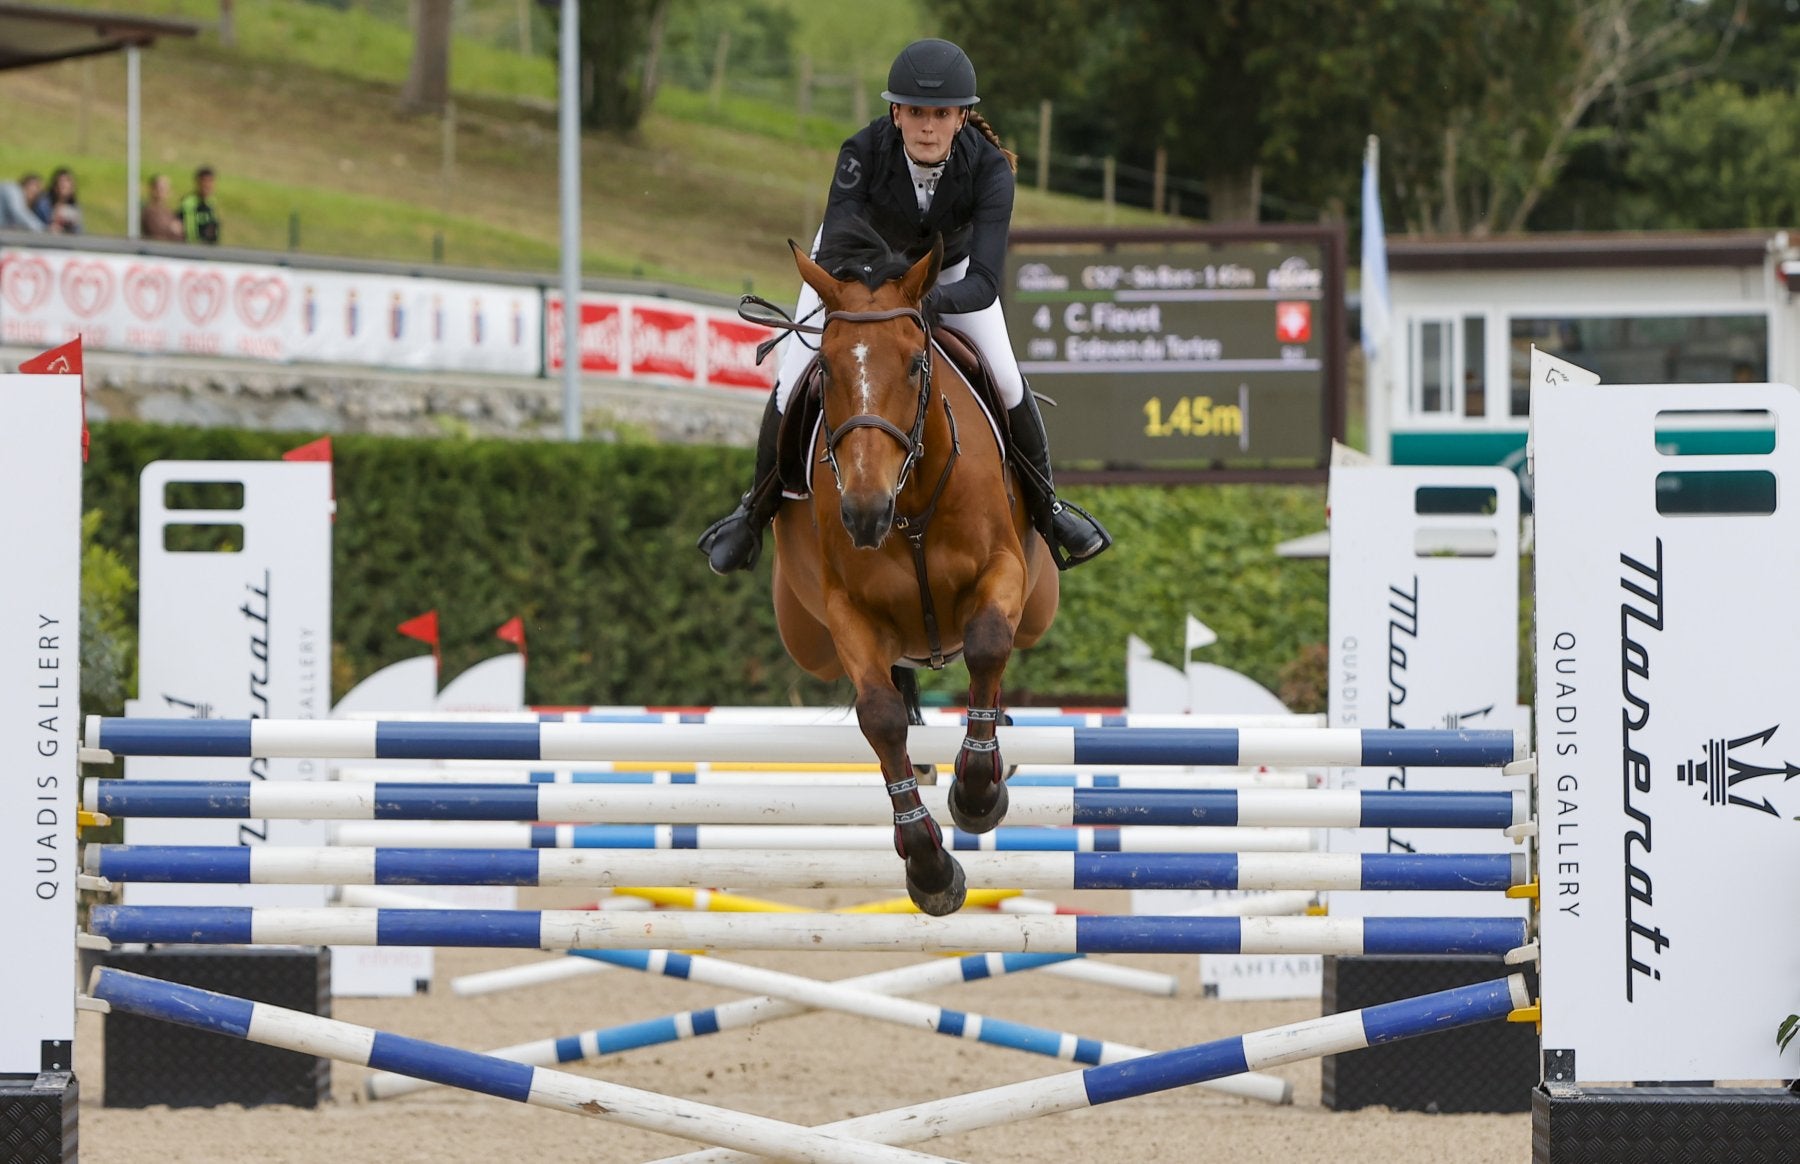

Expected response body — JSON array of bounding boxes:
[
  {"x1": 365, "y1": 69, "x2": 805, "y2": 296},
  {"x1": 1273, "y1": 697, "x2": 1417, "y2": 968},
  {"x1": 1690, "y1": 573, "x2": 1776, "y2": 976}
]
[{"x1": 814, "y1": 218, "x2": 923, "y2": 290}]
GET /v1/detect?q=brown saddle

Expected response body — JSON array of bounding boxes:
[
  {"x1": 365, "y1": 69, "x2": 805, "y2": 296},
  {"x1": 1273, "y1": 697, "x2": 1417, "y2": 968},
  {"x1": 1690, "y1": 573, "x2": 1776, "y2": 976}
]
[{"x1": 775, "y1": 324, "x2": 1012, "y2": 497}]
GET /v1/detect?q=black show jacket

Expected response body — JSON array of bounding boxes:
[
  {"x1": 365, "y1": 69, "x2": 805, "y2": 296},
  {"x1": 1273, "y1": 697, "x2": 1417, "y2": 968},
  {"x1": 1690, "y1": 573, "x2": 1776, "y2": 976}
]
[{"x1": 822, "y1": 115, "x2": 1015, "y2": 317}]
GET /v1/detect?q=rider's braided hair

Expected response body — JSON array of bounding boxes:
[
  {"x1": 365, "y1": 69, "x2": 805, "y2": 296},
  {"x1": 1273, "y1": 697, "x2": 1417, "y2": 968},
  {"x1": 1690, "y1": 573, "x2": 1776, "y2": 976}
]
[{"x1": 966, "y1": 110, "x2": 1018, "y2": 175}]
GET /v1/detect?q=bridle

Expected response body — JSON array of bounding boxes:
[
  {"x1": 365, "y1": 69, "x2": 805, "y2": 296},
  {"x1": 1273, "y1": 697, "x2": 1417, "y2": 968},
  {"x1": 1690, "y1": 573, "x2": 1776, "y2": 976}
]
[
  {"x1": 815, "y1": 306, "x2": 939, "y2": 497},
  {"x1": 740, "y1": 294, "x2": 964, "y2": 668}
]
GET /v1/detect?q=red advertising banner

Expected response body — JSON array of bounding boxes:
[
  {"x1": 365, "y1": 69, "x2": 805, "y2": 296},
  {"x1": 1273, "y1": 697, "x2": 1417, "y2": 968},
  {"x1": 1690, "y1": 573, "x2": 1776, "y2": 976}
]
[
  {"x1": 707, "y1": 317, "x2": 775, "y2": 389},
  {"x1": 631, "y1": 305, "x2": 700, "y2": 381},
  {"x1": 544, "y1": 293, "x2": 774, "y2": 392},
  {"x1": 544, "y1": 298, "x2": 622, "y2": 374}
]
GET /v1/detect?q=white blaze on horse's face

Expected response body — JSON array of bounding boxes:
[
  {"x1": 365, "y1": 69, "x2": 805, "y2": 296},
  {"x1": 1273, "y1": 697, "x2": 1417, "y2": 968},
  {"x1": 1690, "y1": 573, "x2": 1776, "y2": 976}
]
[{"x1": 850, "y1": 341, "x2": 875, "y2": 475}]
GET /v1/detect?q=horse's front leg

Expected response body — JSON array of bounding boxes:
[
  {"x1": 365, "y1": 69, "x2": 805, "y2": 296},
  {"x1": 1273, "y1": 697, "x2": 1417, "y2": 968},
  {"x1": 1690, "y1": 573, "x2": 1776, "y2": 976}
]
[
  {"x1": 949, "y1": 559, "x2": 1026, "y2": 834},
  {"x1": 827, "y1": 596, "x2": 967, "y2": 916}
]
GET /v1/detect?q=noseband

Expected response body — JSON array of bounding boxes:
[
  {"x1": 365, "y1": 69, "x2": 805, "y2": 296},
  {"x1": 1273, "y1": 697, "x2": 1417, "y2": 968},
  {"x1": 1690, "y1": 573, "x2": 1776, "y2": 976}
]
[{"x1": 816, "y1": 306, "x2": 935, "y2": 494}]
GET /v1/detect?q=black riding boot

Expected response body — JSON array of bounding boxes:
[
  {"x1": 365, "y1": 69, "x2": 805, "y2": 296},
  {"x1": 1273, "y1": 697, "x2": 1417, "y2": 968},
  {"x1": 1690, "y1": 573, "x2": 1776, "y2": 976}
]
[
  {"x1": 697, "y1": 391, "x2": 784, "y2": 575},
  {"x1": 1006, "y1": 391, "x2": 1111, "y2": 570}
]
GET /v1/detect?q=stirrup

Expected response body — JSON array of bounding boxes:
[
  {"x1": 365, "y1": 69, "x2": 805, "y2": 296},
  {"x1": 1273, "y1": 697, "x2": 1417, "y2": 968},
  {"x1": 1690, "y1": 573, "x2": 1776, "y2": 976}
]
[
  {"x1": 1047, "y1": 498, "x2": 1111, "y2": 571},
  {"x1": 696, "y1": 495, "x2": 765, "y2": 575}
]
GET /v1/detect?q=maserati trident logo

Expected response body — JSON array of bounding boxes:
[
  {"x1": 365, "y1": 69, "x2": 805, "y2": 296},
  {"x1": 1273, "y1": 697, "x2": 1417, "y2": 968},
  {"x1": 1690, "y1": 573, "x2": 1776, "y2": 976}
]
[
  {"x1": 1675, "y1": 725, "x2": 1800, "y2": 817},
  {"x1": 160, "y1": 693, "x2": 215, "y2": 718}
]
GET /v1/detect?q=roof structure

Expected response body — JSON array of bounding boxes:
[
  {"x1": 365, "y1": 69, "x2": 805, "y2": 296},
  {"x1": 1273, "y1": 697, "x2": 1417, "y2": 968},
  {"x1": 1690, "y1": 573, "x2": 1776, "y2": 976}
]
[
  {"x1": 1387, "y1": 230, "x2": 1775, "y2": 272},
  {"x1": 0, "y1": 3, "x2": 200, "y2": 72}
]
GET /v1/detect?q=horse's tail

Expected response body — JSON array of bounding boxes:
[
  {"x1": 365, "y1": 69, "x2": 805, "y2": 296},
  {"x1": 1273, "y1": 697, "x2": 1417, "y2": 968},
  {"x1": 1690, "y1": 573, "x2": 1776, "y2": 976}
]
[{"x1": 890, "y1": 665, "x2": 925, "y2": 726}]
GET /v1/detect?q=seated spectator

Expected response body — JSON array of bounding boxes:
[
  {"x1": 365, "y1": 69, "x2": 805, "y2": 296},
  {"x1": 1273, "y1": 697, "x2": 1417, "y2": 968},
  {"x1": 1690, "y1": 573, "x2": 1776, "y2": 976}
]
[
  {"x1": 140, "y1": 173, "x2": 185, "y2": 241},
  {"x1": 32, "y1": 167, "x2": 81, "y2": 234},
  {"x1": 179, "y1": 165, "x2": 221, "y2": 244},
  {"x1": 0, "y1": 172, "x2": 44, "y2": 232}
]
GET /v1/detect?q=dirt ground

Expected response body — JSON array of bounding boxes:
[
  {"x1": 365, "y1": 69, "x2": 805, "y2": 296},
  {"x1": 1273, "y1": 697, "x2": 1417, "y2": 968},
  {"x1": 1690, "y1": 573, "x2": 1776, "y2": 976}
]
[{"x1": 73, "y1": 888, "x2": 1531, "y2": 1164}]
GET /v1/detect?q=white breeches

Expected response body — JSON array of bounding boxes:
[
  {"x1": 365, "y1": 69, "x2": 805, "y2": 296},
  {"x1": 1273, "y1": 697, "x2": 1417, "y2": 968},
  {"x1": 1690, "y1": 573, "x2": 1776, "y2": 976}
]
[{"x1": 773, "y1": 239, "x2": 1025, "y2": 414}]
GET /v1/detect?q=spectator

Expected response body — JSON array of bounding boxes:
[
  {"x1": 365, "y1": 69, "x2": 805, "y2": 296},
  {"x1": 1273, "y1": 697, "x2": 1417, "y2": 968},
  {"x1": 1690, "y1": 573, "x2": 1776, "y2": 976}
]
[
  {"x1": 140, "y1": 173, "x2": 185, "y2": 241},
  {"x1": 32, "y1": 167, "x2": 82, "y2": 234},
  {"x1": 0, "y1": 172, "x2": 44, "y2": 232},
  {"x1": 179, "y1": 165, "x2": 221, "y2": 244}
]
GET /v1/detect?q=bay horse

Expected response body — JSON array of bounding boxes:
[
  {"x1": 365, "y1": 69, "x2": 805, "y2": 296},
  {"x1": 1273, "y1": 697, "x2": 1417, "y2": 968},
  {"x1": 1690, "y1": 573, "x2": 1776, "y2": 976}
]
[{"x1": 756, "y1": 224, "x2": 1059, "y2": 916}]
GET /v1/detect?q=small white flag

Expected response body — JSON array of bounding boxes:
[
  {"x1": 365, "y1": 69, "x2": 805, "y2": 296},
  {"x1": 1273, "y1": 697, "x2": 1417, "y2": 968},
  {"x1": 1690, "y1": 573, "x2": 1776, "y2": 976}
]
[{"x1": 1185, "y1": 615, "x2": 1218, "y2": 657}]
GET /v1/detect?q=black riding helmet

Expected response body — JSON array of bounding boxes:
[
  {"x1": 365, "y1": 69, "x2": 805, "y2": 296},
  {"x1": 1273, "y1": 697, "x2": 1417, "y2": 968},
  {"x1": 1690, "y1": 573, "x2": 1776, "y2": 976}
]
[{"x1": 881, "y1": 38, "x2": 979, "y2": 107}]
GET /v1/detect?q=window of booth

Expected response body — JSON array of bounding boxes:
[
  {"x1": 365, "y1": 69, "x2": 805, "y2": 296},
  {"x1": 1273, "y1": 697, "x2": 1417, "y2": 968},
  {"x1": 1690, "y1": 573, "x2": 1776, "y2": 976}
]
[
  {"x1": 1508, "y1": 313, "x2": 1768, "y2": 416},
  {"x1": 1407, "y1": 315, "x2": 1488, "y2": 419}
]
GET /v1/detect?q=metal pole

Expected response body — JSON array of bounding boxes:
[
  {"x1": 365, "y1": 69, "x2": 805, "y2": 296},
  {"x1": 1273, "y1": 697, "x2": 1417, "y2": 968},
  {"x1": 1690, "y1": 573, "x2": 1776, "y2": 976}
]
[
  {"x1": 558, "y1": 0, "x2": 582, "y2": 441},
  {"x1": 126, "y1": 45, "x2": 141, "y2": 240}
]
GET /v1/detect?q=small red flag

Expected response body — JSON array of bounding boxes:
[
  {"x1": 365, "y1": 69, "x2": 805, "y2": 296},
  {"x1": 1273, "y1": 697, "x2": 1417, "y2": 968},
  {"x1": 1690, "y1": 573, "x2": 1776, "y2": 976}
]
[
  {"x1": 495, "y1": 617, "x2": 528, "y2": 662},
  {"x1": 282, "y1": 436, "x2": 336, "y2": 520},
  {"x1": 20, "y1": 336, "x2": 87, "y2": 462},
  {"x1": 283, "y1": 436, "x2": 333, "y2": 462},
  {"x1": 397, "y1": 610, "x2": 441, "y2": 667}
]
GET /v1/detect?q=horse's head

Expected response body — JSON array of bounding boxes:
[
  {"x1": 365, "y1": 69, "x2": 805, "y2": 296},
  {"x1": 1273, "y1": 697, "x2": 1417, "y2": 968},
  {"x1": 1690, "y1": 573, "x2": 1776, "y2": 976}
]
[{"x1": 792, "y1": 228, "x2": 943, "y2": 550}]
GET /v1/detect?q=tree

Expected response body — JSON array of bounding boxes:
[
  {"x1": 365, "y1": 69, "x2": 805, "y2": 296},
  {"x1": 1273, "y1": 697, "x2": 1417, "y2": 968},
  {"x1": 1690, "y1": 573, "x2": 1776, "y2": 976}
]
[
  {"x1": 1624, "y1": 82, "x2": 1800, "y2": 227},
  {"x1": 576, "y1": 0, "x2": 673, "y2": 132},
  {"x1": 399, "y1": 0, "x2": 453, "y2": 115},
  {"x1": 930, "y1": 0, "x2": 1749, "y2": 233}
]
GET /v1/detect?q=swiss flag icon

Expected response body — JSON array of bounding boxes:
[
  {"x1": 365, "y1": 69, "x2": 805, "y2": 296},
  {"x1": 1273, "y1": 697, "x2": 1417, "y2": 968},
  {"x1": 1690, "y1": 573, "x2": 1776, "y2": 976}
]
[{"x1": 1275, "y1": 301, "x2": 1312, "y2": 343}]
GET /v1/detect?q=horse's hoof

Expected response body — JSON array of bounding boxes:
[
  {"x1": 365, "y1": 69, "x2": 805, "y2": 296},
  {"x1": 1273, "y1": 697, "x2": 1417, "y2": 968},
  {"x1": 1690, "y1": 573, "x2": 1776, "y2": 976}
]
[
  {"x1": 948, "y1": 776, "x2": 1009, "y2": 835},
  {"x1": 913, "y1": 762, "x2": 939, "y2": 787},
  {"x1": 906, "y1": 852, "x2": 967, "y2": 916}
]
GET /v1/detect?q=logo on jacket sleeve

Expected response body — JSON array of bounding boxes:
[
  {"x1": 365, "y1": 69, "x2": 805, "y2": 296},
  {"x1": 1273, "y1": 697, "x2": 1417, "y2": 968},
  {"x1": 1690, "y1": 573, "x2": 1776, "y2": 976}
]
[{"x1": 835, "y1": 151, "x2": 863, "y2": 190}]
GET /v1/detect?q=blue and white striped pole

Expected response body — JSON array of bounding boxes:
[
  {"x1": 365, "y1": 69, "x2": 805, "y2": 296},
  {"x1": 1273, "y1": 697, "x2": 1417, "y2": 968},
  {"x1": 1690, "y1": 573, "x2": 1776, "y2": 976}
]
[
  {"x1": 84, "y1": 780, "x2": 1530, "y2": 830},
  {"x1": 658, "y1": 973, "x2": 1533, "y2": 1162},
  {"x1": 367, "y1": 708, "x2": 1324, "y2": 728},
  {"x1": 85, "y1": 715, "x2": 1523, "y2": 767},
  {"x1": 328, "y1": 821, "x2": 1322, "y2": 854},
  {"x1": 85, "y1": 968, "x2": 947, "y2": 1164},
  {"x1": 332, "y1": 766, "x2": 1316, "y2": 790},
  {"x1": 367, "y1": 949, "x2": 1290, "y2": 1104},
  {"x1": 88, "y1": 845, "x2": 1529, "y2": 893},
  {"x1": 85, "y1": 905, "x2": 1529, "y2": 956}
]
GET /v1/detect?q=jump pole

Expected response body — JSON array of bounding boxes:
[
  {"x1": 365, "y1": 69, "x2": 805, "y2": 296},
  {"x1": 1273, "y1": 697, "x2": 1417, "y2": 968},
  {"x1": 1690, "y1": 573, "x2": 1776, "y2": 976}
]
[
  {"x1": 452, "y1": 886, "x2": 1183, "y2": 1001},
  {"x1": 333, "y1": 764, "x2": 1315, "y2": 790},
  {"x1": 326, "y1": 821, "x2": 1323, "y2": 854},
  {"x1": 86, "y1": 845, "x2": 1530, "y2": 894},
  {"x1": 84, "y1": 905, "x2": 1530, "y2": 956},
  {"x1": 83, "y1": 715, "x2": 1523, "y2": 767},
  {"x1": 367, "y1": 947, "x2": 1293, "y2": 1106},
  {"x1": 369, "y1": 708, "x2": 1325, "y2": 728},
  {"x1": 88, "y1": 967, "x2": 1526, "y2": 1160},
  {"x1": 658, "y1": 974, "x2": 1533, "y2": 1163},
  {"x1": 84, "y1": 780, "x2": 1530, "y2": 830},
  {"x1": 83, "y1": 969, "x2": 949, "y2": 1164}
]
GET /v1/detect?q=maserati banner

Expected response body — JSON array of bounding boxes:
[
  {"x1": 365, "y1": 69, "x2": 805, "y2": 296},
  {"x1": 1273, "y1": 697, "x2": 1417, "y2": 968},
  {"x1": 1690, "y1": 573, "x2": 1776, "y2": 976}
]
[{"x1": 1533, "y1": 346, "x2": 1800, "y2": 1081}]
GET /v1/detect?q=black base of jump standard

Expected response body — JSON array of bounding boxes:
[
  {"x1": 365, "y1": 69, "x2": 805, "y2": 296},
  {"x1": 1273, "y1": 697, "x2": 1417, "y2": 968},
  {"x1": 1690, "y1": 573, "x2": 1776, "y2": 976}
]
[
  {"x1": 1321, "y1": 954, "x2": 1538, "y2": 1113},
  {"x1": 1533, "y1": 1083, "x2": 1800, "y2": 1163},
  {"x1": 101, "y1": 945, "x2": 331, "y2": 1109},
  {"x1": 0, "y1": 1072, "x2": 78, "y2": 1163}
]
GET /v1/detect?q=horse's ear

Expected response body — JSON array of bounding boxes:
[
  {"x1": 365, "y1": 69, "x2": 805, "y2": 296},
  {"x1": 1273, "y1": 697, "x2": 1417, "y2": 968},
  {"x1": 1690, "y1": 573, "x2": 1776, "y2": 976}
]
[
  {"x1": 791, "y1": 238, "x2": 839, "y2": 302},
  {"x1": 899, "y1": 235, "x2": 943, "y2": 306}
]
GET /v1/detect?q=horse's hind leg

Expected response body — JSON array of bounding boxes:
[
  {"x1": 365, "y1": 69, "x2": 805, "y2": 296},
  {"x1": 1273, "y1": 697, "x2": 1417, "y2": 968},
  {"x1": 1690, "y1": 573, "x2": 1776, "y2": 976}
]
[
  {"x1": 949, "y1": 566, "x2": 1025, "y2": 834},
  {"x1": 830, "y1": 600, "x2": 966, "y2": 915}
]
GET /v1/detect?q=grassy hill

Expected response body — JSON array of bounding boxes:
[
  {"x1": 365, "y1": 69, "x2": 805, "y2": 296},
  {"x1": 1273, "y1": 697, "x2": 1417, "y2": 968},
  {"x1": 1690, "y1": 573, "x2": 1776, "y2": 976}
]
[{"x1": 0, "y1": 0, "x2": 1170, "y2": 297}]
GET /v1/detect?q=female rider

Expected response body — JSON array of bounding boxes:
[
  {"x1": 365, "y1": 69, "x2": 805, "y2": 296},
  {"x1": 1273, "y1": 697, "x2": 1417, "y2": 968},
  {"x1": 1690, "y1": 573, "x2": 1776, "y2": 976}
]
[{"x1": 698, "y1": 37, "x2": 1110, "y2": 574}]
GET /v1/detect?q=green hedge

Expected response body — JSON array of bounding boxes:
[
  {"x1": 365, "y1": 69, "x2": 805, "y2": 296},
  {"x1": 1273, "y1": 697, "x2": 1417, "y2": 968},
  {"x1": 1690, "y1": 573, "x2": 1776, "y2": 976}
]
[{"x1": 83, "y1": 423, "x2": 1329, "y2": 711}]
